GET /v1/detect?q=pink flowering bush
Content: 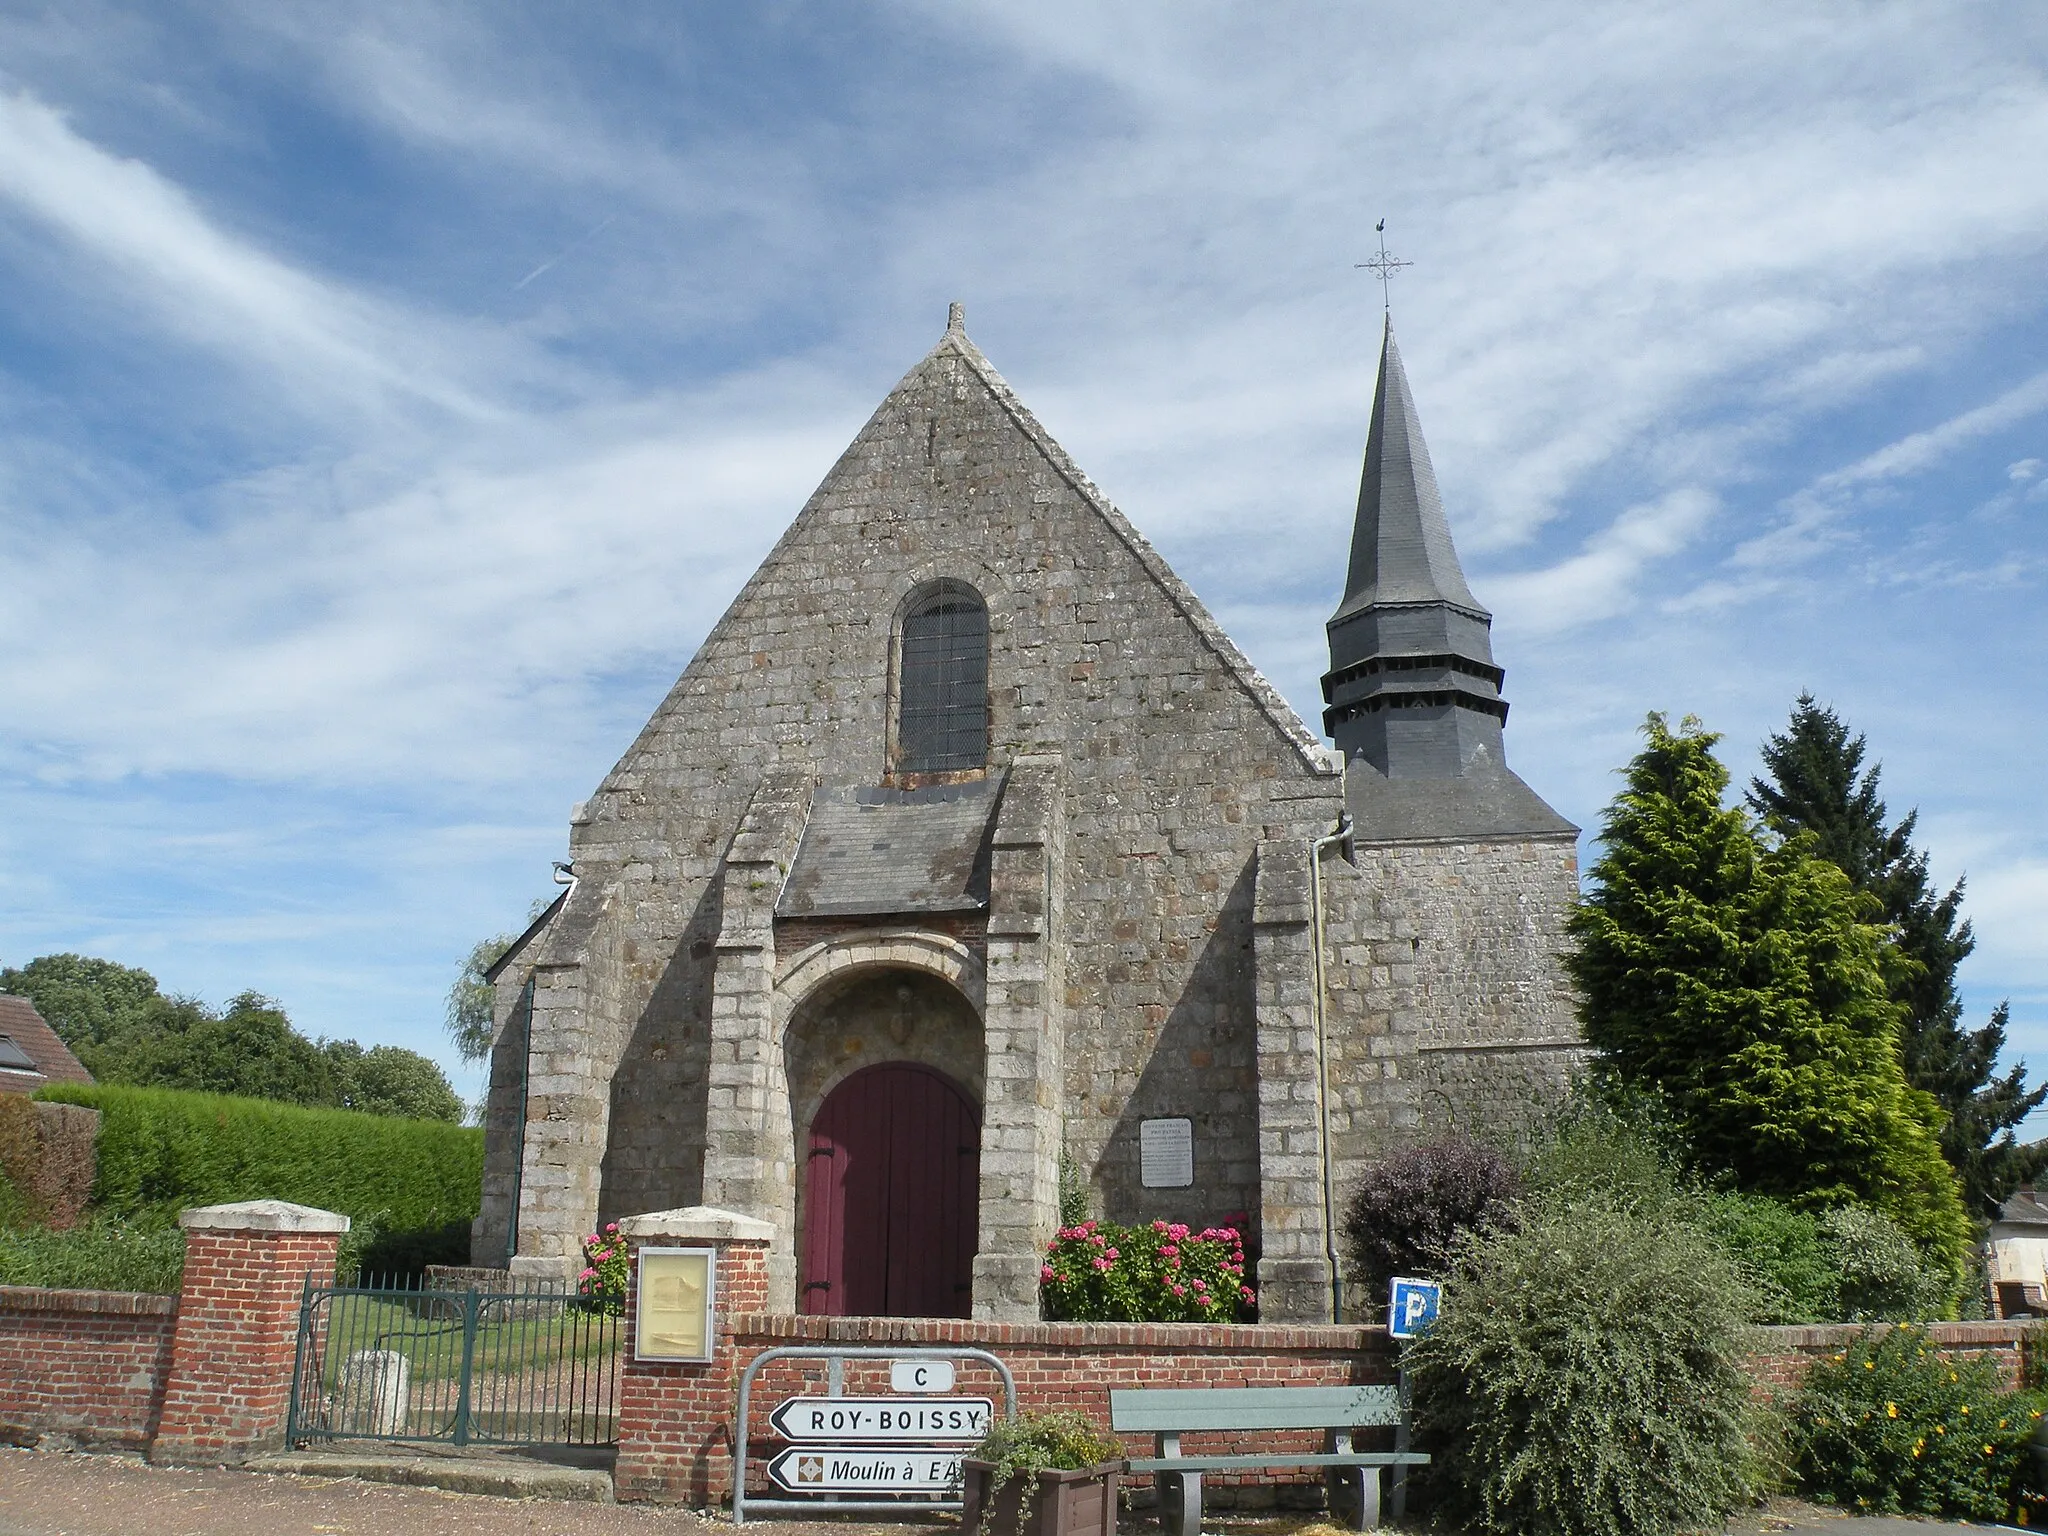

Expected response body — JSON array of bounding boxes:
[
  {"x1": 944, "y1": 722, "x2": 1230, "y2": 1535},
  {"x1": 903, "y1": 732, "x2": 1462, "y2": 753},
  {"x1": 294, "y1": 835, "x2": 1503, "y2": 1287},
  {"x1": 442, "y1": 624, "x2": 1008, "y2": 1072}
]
[
  {"x1": 1040, "y1": 1218, "x2": 1253, "y2": 1323},
  {"x1": 577, "y1": 1221, "x2": 627, "y2": 1315}
]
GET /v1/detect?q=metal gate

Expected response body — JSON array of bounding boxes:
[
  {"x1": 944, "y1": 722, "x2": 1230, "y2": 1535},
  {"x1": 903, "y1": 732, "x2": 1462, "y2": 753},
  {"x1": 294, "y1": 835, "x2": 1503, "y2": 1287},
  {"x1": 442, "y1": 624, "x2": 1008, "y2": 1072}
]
[{"x1": 286, "y1": 1276, "x2": 623, "y2": 1448}]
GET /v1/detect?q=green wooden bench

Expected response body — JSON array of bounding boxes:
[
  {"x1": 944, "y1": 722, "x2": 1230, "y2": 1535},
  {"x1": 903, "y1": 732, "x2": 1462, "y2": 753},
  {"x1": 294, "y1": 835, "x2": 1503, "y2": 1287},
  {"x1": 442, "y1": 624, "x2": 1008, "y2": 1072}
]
[{"x1": 1110, "y1": 1385, "x2": 1428, "y2": 1534}]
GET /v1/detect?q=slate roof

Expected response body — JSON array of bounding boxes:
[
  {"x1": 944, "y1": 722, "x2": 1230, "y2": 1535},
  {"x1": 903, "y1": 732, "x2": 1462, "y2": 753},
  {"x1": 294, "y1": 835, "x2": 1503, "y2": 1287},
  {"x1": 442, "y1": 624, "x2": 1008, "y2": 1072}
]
[
  {"x1": 0, "y1": 993, "x2": 94, "y2": 1094},
  {"x1": 1346, "y1": 755, "x2": 1578, "y2": 842},
  {"x1": 1996, "y1": 1186, "x2": 2048, "y2": 1230},
  {"x1": 1332, "y1": 316, "x2": 1487, "y2": 625},
  {"x1": 776, "y1": 778, "x2": 1002, "y2": 918}
]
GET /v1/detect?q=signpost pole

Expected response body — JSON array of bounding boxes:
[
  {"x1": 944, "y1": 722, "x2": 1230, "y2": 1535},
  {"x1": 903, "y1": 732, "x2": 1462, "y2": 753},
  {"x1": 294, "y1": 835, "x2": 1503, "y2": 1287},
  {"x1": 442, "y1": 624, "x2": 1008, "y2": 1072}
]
[
  {"x1": 731, "y1": 1345, "x2": 1017, "y2": 1525},
  {"x1": 1390, "y1": 1367, "x2": 1411, "y2": 1521}
]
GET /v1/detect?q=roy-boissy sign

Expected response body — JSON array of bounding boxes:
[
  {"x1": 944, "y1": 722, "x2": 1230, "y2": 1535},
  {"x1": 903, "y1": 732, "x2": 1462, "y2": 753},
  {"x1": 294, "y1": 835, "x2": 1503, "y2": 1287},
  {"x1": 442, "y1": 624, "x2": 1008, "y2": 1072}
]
[
  {"x1": 770, "y1": 1395, "x2": 992, "y2": 1443},
  {"x1": 765, "y1": 1354, "x2": 992, "y2": 1497}
]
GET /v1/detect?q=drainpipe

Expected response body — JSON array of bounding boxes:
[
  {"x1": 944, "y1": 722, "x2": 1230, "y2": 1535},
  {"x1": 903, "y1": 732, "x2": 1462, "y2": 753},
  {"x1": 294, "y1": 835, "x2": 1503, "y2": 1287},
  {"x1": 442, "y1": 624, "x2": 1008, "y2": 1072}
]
[{"x1": 1307, "y1": 813, "x2": 1354, "y2": 1323}]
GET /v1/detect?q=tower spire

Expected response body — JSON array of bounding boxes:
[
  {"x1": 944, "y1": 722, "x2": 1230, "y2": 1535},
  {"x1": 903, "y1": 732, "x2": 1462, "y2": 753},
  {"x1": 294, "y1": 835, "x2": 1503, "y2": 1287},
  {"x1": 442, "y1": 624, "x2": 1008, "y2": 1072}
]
[{"x1": 1322, "y1": 318, "x2": 1509, "y2": 778}]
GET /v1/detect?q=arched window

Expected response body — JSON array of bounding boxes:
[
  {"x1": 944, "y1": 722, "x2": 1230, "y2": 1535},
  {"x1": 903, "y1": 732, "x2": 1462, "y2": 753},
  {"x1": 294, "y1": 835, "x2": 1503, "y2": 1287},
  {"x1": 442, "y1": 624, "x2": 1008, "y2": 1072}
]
[{"x1": 895, "y1": 582, "x2": 988, "y2": 775}]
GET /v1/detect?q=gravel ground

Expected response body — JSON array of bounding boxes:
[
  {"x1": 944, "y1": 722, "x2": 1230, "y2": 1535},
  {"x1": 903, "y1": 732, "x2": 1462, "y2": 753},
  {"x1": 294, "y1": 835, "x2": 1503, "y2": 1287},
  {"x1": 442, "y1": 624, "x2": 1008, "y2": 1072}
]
[{"x1": 0, "y1": 1449, "x2": 2008, "y2": 1536}]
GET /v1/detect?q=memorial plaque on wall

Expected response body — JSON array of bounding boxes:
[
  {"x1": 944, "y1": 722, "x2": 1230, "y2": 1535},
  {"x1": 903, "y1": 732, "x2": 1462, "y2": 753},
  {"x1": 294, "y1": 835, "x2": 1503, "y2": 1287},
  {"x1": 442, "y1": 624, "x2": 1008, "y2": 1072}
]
[
  {"x1": 1139, "y1": 1117, "x2": 1194, "y2": 1188},
  {"x1": 635, "y1": 1246, "x2": 715, "y2": 1362}
]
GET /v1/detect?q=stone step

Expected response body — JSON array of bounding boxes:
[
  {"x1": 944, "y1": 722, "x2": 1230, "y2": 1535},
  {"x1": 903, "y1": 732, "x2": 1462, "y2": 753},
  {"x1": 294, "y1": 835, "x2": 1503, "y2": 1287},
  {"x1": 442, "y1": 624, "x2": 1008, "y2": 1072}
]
[{"x1": 247, "y1": 1450, "x2": 614, "y2": 1502}]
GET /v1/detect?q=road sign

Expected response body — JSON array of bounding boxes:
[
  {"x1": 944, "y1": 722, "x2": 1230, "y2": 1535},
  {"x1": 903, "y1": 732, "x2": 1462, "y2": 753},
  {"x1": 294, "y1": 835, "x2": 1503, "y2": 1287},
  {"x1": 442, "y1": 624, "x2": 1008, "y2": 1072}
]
[
  {"x1": 769, "y1": 1395, "x2": 993, "y2": 1442},
  {"x1": 1388, "y1": 1276, "x2": 1441, "y2": 1339},
  {"x1": 891, "y1": 1358, "x2": 955, "y2": 1393},
  {"x1": 768, "y1": 1446, "x2": 964, "y2": 1494}
]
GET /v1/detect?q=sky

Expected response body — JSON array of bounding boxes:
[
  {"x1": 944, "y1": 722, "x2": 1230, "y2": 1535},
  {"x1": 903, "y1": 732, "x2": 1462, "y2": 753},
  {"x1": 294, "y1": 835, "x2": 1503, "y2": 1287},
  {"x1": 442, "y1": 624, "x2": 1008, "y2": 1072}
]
[{"x1": 1, "y1": 2, "x2": 2045, "y2": 1121}]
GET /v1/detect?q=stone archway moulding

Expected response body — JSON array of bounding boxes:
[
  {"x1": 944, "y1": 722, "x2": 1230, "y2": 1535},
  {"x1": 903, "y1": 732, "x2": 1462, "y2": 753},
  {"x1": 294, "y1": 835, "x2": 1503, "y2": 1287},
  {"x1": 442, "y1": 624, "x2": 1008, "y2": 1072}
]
[{"x1": 773, "y1": 929, "x2": 988, "y2": 1033}]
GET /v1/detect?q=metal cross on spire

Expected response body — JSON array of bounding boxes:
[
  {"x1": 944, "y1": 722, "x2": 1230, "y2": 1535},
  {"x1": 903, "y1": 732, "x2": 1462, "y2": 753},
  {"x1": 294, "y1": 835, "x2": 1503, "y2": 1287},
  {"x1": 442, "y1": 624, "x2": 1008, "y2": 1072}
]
[{"x1": 1355, "y1": 219, "x2": 1412, "y2": 310}]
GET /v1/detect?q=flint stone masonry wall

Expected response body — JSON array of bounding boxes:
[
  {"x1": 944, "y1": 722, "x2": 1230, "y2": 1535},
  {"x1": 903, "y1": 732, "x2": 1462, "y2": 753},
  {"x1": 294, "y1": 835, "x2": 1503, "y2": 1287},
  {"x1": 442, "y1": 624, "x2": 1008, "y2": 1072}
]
[
  {"x1": 479, "y1": 318, "x2": 1590, "y2": 1319},
  {"x1": 484, "y1": 326, "x2": 1354, "y2": 1291},
  {"x1": 1320, "y1": 834, "x2": 1586, "y2": 1183},
  {"x1": 0, "y1": 1287, "x2": 176, "y2": 1450}
]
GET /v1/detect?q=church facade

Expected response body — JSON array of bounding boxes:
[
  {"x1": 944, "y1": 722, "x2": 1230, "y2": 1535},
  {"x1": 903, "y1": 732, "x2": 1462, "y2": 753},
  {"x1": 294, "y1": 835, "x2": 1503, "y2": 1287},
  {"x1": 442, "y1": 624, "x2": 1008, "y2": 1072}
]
[{"x1": 476, "y1": 306, "x2": 1583, "y2": 1323}]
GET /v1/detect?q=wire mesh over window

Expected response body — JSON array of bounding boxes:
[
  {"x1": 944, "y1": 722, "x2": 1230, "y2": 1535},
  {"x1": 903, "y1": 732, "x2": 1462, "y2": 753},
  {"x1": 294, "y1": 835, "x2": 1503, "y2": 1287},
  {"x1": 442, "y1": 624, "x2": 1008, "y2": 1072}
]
[{"x1": 897, "y1": 585, "x2": 988, "y2": 774}]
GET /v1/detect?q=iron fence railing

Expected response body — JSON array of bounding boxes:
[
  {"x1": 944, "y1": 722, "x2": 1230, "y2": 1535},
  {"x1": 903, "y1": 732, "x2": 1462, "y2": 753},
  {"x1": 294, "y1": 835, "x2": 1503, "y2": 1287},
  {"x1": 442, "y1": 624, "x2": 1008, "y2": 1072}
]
[{"x1": 286, "y1": 1274, "x2": 622, "y2": 1448}]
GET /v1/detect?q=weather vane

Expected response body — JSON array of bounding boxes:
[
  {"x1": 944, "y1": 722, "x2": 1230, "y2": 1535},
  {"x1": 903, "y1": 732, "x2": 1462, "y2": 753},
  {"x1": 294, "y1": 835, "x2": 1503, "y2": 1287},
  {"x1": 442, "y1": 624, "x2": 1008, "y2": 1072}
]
[{"x1": 1356, "y1": 219, "x2": 1412, "y2": 310}]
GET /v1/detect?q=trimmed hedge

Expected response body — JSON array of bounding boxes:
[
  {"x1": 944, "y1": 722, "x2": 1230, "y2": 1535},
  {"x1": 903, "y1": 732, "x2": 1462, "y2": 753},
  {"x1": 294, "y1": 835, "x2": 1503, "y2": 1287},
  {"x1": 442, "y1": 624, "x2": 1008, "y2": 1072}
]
[{"x1": 35, "y1": 1082, "x2": 481, "y2": 1236}]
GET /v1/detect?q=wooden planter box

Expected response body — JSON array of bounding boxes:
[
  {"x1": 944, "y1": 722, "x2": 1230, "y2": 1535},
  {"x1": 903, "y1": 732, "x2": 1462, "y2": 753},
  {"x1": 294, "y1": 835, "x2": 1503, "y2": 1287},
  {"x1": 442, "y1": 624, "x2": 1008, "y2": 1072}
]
[{"x1": 960, "y1": 1459, "x2": 1119, "y2": 1536}]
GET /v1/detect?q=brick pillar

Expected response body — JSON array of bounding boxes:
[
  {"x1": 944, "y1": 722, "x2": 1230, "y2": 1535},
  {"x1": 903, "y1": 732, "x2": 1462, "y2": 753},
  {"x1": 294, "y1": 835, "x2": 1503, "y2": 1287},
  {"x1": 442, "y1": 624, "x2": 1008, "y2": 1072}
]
[
  {"x1": 612, "y1": 1206, "x2": 773, "y2": 1506},
  {"x1": 150, "y1": 1199, "x2": 350, "y2": 1465}
]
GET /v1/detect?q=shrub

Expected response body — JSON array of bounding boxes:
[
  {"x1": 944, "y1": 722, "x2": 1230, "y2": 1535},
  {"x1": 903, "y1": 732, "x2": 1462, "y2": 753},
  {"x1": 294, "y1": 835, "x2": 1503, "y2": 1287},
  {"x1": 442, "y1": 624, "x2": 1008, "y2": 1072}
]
[
  {"x1": 969, "y1": 1405, "x2": 1124, "y2": 1528},
  {"x1": 1822, "y1": 1206, "x2": 1955, "y2": 1320},
  {"x1": 0, "y1": 1215, "x2": 185, "y2": 1293},
  {"x1": 1408, "y1": 1190, "x2": 1761, "y2": 1536},
  {"x1": 970, "y1": 1407, "x2": 1123, "y2": 1473},
  {"x1": 578, "y1": 1222, "x2": 627, "y2": 1314},
  {"x1": 1792, "y1": 1322, "x2": 2042, "y2": 1520},
  {"x1": 1694, "y1": 1189, "x2": 1840, "y2": 1324},
  {"x1": 1040, "y1": 1219, "x2": 1250, "y2": 1322},
  {"x1": 1520, "y1": 1101, "x2": 1684, "y2": 1215},
  {"x1": 36, "y1": 1082, "x2": 482, "y2": 1243},
  {"x1": 1341, "y1": 1138, "x2": 1516, "y2": 1317}
]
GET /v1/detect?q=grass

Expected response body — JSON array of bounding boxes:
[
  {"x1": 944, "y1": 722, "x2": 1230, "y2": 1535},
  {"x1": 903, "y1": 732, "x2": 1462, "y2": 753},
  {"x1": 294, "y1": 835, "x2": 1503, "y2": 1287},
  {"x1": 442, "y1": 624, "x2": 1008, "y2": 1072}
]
[
  {"x1": 0, "y1": 1216, "x2": 185, "y2": 1293},
  {"x1": 316, "y1": 1291, "x2": 622, "y2": 1387}
]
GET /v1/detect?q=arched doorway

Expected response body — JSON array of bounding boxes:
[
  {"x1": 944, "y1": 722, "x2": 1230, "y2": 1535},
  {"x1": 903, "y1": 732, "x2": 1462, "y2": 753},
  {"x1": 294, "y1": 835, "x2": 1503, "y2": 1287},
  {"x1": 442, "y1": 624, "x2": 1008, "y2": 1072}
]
[{"x1": 800, "y1": 1062, "x2": 979, "y2": 1318}]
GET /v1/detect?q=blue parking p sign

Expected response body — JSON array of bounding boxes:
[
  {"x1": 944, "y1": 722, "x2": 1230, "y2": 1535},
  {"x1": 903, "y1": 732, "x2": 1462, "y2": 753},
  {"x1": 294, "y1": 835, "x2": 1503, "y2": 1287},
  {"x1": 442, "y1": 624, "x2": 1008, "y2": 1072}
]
[{"x1": 1388, "y1": 1277, "x2": 1440, "y2": 1339}]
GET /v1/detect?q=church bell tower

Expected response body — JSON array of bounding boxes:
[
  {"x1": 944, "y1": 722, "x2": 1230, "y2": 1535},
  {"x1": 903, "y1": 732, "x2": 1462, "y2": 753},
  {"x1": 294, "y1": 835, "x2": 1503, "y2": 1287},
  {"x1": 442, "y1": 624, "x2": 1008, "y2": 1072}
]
[{"x1": 1322, "y1": 317, "x2": 1511, "y2": 777}]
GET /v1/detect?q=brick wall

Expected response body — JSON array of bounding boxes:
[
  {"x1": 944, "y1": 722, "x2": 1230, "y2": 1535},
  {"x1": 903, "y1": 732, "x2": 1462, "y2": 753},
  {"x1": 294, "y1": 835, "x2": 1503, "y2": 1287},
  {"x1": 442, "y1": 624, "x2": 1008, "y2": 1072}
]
[
  {"x1": 614, "y1": 1233, "x2": 772, "y2": 1504},
  {"x1": 1749, "y1": 1320, "x2": 2028, "y2": 1392},
  {"x1": 725, "y1": 1314, "x2": 1394, "y2": 1507},
  {"x1": 150, "y1": 1205, "x2": 345, "y2": 1465},
  {"x1": 0, "y1": 1286, "x2": 176, "y2": 1450},
  {"x1": 616, "y1": 1306, "x2": 2036, "y2": 1509}
]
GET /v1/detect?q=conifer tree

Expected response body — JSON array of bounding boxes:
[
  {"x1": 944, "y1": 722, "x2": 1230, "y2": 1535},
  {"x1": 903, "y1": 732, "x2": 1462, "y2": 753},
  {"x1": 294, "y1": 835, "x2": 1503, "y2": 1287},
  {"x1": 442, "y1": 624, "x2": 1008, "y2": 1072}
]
[
  {"x1": 1568, "y1": 714, "x2": 1971, "y2": 1274},
  {"x1": 1748, "y1": 694, "x2": 2046, "y2": 1217}
]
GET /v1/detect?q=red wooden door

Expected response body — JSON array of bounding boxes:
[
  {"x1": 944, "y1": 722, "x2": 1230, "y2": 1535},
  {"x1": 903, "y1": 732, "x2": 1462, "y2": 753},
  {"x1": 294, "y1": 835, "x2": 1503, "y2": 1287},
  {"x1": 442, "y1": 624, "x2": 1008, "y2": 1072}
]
[{"x1": 801, "y1": 1063, "x2": 979, "y2": 1318}]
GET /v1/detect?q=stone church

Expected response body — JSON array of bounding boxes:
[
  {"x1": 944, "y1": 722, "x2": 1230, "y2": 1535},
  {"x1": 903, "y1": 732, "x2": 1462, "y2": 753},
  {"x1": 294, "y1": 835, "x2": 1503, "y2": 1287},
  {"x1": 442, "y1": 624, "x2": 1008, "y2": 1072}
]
[{"x1": 477, "y1": 305, "x2": 1583, "y2": 1322}]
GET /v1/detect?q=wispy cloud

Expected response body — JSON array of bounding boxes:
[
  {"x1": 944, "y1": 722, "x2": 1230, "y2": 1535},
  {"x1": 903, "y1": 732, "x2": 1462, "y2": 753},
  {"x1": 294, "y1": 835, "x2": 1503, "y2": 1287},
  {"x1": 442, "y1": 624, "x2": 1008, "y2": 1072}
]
[
  {"x1": 5, "y1": 0, "x2": 2048, "y2": 1091},
  {"x1": 1728, "y1": 366, "x2": 2048, "y2": 575},
  {"x1": 1486, "y1": 490, "x2": 1717, "y2": 635},
  {"x1": 0, "y1": 89, "x2": 508, "y2": 421}
]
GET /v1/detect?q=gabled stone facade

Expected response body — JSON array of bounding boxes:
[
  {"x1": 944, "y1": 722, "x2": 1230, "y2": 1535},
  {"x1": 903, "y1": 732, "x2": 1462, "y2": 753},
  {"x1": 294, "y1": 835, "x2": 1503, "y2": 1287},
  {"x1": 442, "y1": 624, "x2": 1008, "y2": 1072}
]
[{"x1": 477, "y1": 306, "x2": 1584, "y2": 1322}]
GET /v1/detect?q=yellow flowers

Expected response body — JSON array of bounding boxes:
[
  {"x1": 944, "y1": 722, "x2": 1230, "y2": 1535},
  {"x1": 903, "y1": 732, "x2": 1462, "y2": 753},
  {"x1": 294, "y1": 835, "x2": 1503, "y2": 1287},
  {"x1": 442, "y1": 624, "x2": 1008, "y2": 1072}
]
[
  {"x1": 1913, "y1": 1439, "x2": 1926, "y2": 1458},
  {"x1": 1887, "y1": 1402, "x2": 1899, "y2": 1418},
  {"x1": 1986, "y1": 1444, "x2": 1997, "y2": 1455},
  {"x1": 1865, "y1": 1360, "x2": 1876, "y2": 1370},
  {"x1": 1936, "y1": 1425, "x2": 1946, "y2": 1435},
  {"x1": 1960, "y1": 1404, "x2": 1970, "y2": 1415}
]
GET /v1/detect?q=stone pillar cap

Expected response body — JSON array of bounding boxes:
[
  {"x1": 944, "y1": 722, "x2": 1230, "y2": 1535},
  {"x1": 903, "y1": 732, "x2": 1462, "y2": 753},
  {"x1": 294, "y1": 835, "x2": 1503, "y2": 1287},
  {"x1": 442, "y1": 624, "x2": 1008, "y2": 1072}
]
[
  {"x1": 615, "y1": 1206, "x2": 773, "y2": 1243},
  {"x1": 177, "y1": 1199, "x2": 352, "y2": 1234}
]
